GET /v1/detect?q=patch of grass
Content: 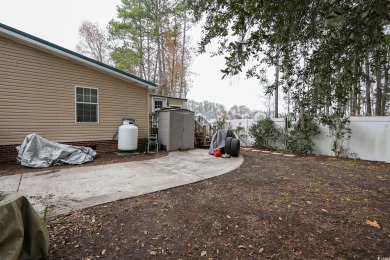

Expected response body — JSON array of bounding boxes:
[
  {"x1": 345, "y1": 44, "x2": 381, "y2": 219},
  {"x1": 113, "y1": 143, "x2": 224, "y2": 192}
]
[
  {"x1": 322, "y1": 159, "x2": 359, "y2": 169},
  {"x1": 247, "y1": 188, "x2": 260, "y2": 202},
  {"x1": 88, "y1": 225, "x2": 99, "y2": 234},
  {"x1": 162, "y1": 200, "x2": 170, "y2": 209},
  {"x1": 306, "y1": 172, "x2": 315, "y2": 178},
  {"x1": 191, "y1": 220, "x2": 201, "y2": 228},
  {"x1": 101, "y1": 210, "x2": 112, "y2": 218},
  {"x1": 42, "y1": 206, "x2": 48, "y2": 224},
  {"x1": 345, "y1": 207, "x2": 382, "y2": 224},
  {"x1": 309, "y1": 182, "x2": 322, "y2": 188},
  {"x1": 339, "y1": 187, "x2": 368, "y2": 206},
  {"x1": 298, "y1": 195, "x2": 307, "y2": 202},
  {"x1": 134, "y1": 197, "x2": 152, "y2": 206},
  {"x1": 340, "y1": 193, "x2": 368, "y2": 206},
  {"x1": 307, "y1": 181, "x2": 322, "y2": 193},
  {"x1": 162, "y1": 217, "x2": 170, "y2": 227},
  {"x1": 279, "y1": 192, "x2": 292, "y2": 204},
  {"x1": 51, "y1": 219, "x2": 70, "y2": 225},
  {"x1": 322, "y1": 193, "x2": 335, "y2": 202}
]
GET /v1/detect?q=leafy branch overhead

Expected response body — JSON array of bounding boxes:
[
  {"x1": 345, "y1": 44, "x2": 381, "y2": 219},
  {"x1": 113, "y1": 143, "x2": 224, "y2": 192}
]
[{"x1": 189, "y1": 0, "x2": 390, "y2": 116}]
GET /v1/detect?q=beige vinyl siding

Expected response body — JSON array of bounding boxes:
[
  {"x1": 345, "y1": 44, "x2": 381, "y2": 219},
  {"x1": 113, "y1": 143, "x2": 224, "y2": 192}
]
[
  {"x1": 0, "y1": 35, "x2": 148, "y2": 145},
  {"x1": 168, "y1": 98, "x2": 185, "y2": 108},
  {"x1": 148, "y1": 96, "x2": 186, "y2": 112}
]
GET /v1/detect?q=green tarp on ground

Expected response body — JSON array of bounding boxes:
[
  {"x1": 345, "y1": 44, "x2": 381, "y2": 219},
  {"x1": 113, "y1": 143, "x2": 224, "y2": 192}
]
[{"x1": 0, "y1": 192, "x2": 49, "y2": 260}]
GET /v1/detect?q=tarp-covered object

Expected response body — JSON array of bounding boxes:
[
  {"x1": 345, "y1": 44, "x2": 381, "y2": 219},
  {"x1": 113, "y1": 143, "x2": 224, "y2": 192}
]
[
  {"x1": 16, "y1": 133, "x2": 97, "y2": 168},
  {"x1": 0, "y1": 192, "x2": 49, "y2": 260},
  {"x1": 208, "y1": 129, "x2": 236, "y2": 155}
]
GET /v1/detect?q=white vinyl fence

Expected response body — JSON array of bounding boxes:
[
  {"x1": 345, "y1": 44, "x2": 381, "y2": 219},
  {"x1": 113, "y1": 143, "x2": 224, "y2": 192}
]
[{"x1": 226, "y1": 117, "x2": 390, "y2": 163}]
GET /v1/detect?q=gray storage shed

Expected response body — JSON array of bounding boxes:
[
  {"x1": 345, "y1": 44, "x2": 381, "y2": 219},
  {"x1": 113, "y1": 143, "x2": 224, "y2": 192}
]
[{"x1": 158, "y1": 109, "x2": 195, "y2": 151}]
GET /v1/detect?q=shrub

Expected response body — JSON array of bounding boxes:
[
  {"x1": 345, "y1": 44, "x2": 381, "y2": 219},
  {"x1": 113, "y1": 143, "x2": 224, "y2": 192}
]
[
  {"x1": 320, "y1": 114, "x2": 351, "y2": 157},
  {"x1": 287, "y1": 115, "x2": 320, "y2": 154},
  {"x1": 249, "y1": 117, "x2": 280, "y2": 150},
  {"x1": 214, "y1": 116, "x2": 227, "y2": 130}
]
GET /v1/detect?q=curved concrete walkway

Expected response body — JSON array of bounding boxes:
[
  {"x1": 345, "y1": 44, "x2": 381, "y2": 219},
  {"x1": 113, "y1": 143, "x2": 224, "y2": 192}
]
[{"x1": 0, "y1": 149, "x2": 243, "y2": 217}]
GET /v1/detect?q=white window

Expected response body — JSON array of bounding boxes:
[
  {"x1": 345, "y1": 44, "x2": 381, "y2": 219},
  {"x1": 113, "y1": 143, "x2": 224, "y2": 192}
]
[
  {"x1": 152, "y1": 97, "x2": 167, "y2": 112},
  {"x1": 155, "y1": 100, "x2": 163, "y2": 110},
  {"x1": 75, "y1": 86, "x2": 99, "y2": 123}
]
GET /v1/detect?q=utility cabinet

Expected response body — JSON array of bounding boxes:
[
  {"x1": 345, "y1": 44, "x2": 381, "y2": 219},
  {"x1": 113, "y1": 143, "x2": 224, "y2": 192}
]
[{"x1": 158, "y1": 109, "x2": 195, "y2": 151}]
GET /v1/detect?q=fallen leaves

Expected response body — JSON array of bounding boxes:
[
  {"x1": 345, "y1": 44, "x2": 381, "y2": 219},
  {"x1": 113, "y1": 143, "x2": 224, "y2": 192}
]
[
  {"x1": 294, "y1": 250, "x2": 302, "y2": 256},
  {"x1": 364, "y1": 220, "x2": 380, "y2": 228},
  {"x1": 238, "y1": 245, "x2": 247, "y2": 250},
  {"x1": 201, "y1": 251, "x2": 207, "y2": 257}
]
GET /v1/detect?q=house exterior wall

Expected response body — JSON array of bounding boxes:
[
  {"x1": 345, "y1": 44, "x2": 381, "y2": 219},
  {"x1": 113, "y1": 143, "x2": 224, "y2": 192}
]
[
  {"x1": 168, "y1": 98, "x2": 185, "y2": 108},
  {"x1": 0, "y1": 35, "x2": 149, "y2": 160},
  {"x1": 149, "y1": 95, "x2": 186, "y2": 113}
]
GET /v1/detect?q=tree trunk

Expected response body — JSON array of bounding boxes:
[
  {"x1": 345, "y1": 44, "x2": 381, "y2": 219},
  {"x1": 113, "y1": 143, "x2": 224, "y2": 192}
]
[
  {"x1": 274, "y1": 48, "x2": 280, "y2": 118},
  {"x1": 147, "y1": 35, "x2": 151, "y2": 81},
  {"x1": 365, "y1": 50, "x2": 372, "y2": 116},
  {"x1": 153, "y1": 36, "x2": 159, "y2": 83},
  {"x1": 357, "y1": 93, "x2": 361, "y2": 116},
  {"x1": 137, "y1": 2, "x2": 145, "y2": 79},
  {"x1": 156, "y1": 0, "x2": 162, "y2": 92},
  {"x1": 349, "y1": 88, "x2": 353, "y2": 115},
  {"x1": 375, "y1": 53, "x2": 382, "y2": 116},
  {"x1": 351, "y1": 59, "x2": 359, "y2": 116},
  {"x1": 140, "y1": 34, "x2": 147, "y2": 79},
  {"x1": 381, "y1": 50, "x2": 389, "y2": 115},
  {"x1": 170, "y1": 38, "x2": 177, "y2": 96},
  {"x1": 161, "y1": 39, "x2": 167, "y2": 95},
  {"x1": 179, "y1": 10, "x2": 187, "y2": 99}
]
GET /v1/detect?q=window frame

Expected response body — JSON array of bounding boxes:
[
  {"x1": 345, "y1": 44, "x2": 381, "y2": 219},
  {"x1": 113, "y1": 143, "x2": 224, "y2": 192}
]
[
  {"x1": 74, "y1": 86, "x2": 99, "y2": 123},
  {"x1": 152, "y1": 97, "x2": 167, "y2": 112}
]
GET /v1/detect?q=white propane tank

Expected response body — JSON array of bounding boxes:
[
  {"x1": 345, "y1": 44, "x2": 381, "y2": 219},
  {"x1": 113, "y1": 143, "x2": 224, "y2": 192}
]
[{"x1": 118, "y1": 118, "x2": 138, "y2": 151}]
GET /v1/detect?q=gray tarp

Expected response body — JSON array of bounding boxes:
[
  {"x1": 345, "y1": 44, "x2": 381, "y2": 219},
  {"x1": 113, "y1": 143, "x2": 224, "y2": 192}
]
[
  {"x1": 208, "y1": 129, "x2": 236, "y2": 155},
  {"x1": 16, "y1": 133, "x2": 97, "y2": 168},
  {"x1": 0, "y1": 192, "x2": 49, "y2": 260}
]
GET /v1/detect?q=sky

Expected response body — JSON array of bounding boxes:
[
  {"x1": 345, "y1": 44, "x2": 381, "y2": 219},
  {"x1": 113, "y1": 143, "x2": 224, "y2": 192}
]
[{"x1": 0, "y1": 0, "x2": 282, "y2": 111}]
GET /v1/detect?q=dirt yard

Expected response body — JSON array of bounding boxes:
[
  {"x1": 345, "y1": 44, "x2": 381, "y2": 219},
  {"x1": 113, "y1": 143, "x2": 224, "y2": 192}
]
[{"x1": 43, "y1": 150, "x2": 390, "y2": 258}]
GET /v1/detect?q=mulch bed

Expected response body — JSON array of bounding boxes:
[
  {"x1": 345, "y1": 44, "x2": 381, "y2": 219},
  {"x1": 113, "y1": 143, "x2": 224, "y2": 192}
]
[{"x1": 16, "y1": 150, "x2": 390, "y2": 258}]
